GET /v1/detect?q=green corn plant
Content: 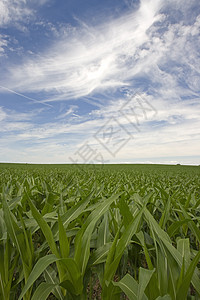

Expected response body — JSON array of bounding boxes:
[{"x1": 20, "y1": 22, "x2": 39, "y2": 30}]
[
  {"x1": 102, "y1": 205, "x2": 145, "y2": 299},
  {"x1": 0, "y1": 238, "x2": 19, "y2": 299},
  {"x1": 2, "y1": 189, "x2": 34, "y2": 300},
  {"x1": 20, "y1": 192, "x2": 122, "y2": 299},
  {"x1": 0, "y1": 163, "x2": 200, "y2": 299}
]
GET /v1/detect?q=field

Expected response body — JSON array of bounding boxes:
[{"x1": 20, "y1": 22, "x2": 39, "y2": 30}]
[{"x1": 0, "y1": 163, "x2": 200, "y2": 299}]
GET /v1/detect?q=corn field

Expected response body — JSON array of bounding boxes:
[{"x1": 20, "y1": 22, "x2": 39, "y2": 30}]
[{"x1": 0, "y1": 163, "x2": 200, "y2": 300}]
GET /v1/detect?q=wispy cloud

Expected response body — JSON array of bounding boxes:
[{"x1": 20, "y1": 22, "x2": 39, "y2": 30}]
[
  {"x1": 0, "y1": 106, "x2": 45, "y2": 133},
  {"x1": 0, "y1": 0, "x2": 50, "y2": 60},
  {"x1": 56, "y1": 105, "x2": 79, "y2": 119},
  {"x1": 2, "y1": 0, "x2": 199, "y2": 109},
  {"x1": 3, "y1": 0, "x2": 162, "y2": 101},
  {"x1": 1, "y1": 93, "x2": 199, "y2": 160},
  {"x1": 0, "y1": 106, "x2": 7, "y2": 121},
  {"x1": 0, "y1": 34, "x2": 8, "y2": 56},
  {"x1": 0, "y1": 0, "x2": 200, "y2": 164},
  {"x1": 0, "y1": 0, "x2": 32, "y2": 27}
]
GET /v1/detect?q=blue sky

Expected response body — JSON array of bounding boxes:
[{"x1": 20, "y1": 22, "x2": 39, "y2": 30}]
[{"x1": 0, "y1": 0, "x2": 200, "y2": 164}]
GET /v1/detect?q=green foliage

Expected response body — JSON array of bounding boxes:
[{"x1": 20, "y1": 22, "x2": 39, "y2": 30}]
[{"x1": 0, "y1": 163, "x2": 200, "y2": 299}]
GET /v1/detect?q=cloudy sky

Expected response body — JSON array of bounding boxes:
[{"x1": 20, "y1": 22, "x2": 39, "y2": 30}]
[{"x1": 0, "y1": 0, "x2": 200, "y2": 164}]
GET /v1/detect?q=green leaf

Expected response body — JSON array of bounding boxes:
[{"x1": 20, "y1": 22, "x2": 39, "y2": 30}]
[
  {"x1": 156, "y1": 295, "x2": 172, "y2": 300},
  {"x1": 104, "y1": 207, "x2": 144, "y2": 284},
  {"x1": 53, "y1": 191, "x2": 94, "y2": 237},
  {"x1": 167, "y1": 219, "x2": 190, "y2": 237},
  {"x1": 96, "y1": 212, "x2": 110, "y2": 248},
  {"x1": 60, "y1": 258, "x2": 82, "y2": 294},
  {"x1": 159, "y1": 197, "x2": 171, "y2": 229},
  {"x1": 31, "y1": 283, "x2": 56, "y2": 300},
  {"x1": 19, "y1": 254, "x2": 82, "y2": 299},
  {"x1": 118, "y1": 195, "x2": 133, "y2": 228},
  {"x1": 177, "y1": 238, "x2": 190, "y2": 263},
  {"x1": 74, "y1": 193, "x2": 122, "y2": 275},
  {"x1": 19, "y1": 254, "x2": 58, "y2": 300},
  {"x1": 89, "y1": 242, "x2": 112, "y2": 265},
  {"x1": 176, "y1": 251, "x2": 200, "y2": 300},
  {"x1": 2, "y1": 193, "x2": 31, "y2": 282},
  {"x1": 58, "y1": 214, "x2": 69, "y2": 258},
  {"x1": 2, "y1": 194, "x2": 23, "y2": 259},
  {"x1": 144, "y1": 208, "x2": 200, "y2": 296},
  {"x1": 176, "y1": 257, "x2": 185, "y2": 291},
  {"x1": 113, "y1": 273, "x2": 142, "y2": 300},
  {"x1": 178, "y1": 203, "x2": 200, "y2": 243},
  {"x1": 44, "y1": 266, "x2": 64, "y2": 300},
  {"x1": 26, "y1": 196, "x2": 60, "y2": 257},
  {"x1": 138, "y1": 268, "x2": 155, "y2": 300},
  {"x1": 136, "y1": 231, "x2": 154, "y2": 270}
]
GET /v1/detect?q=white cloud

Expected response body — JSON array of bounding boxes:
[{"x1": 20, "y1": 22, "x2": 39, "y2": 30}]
[
  {"x1": 0, "y1": 92, "x2": 199, "y2": 163},
  {"x1": 2, "y1": 0, "x2": 199, "y2": 108},
  {"x1": 0, "y1": 106, "x2": 45, "y2": 133},
  {"x1": 56, "y1": 105, "x2": 79, "y2": 119},
  {"x1": 0, "y1": 0, "x2": 32, "y2": 27},
  {"x1": 3, "y1": 0, "x2": 162, "y2": 101},
  {"x1": 0, "y1": 106, "x2": 7, "y2": 121},
  {"x1": 0, "y1": 0, "x2": 33, "y2": 54},
  {"x1": 0, "y1": 0, "x2": 200, "y2": 164},
  {"x1": 0, "y1": 34, "x2": 8, "y2": 55}
]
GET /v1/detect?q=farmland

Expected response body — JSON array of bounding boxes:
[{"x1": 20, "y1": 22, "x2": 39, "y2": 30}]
[{"x1": 0, "y1": 163, "x2": 200, "y2": 299}]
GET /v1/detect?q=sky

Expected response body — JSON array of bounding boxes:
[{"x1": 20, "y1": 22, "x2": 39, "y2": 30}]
[{"x1": 0, "y1": 0, "x2": 200, "y2": 165}]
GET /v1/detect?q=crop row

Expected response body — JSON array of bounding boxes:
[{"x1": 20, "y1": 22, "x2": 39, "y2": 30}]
[{"x1": 0, "y1": 164, "x2": 200, "y2": 299}]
